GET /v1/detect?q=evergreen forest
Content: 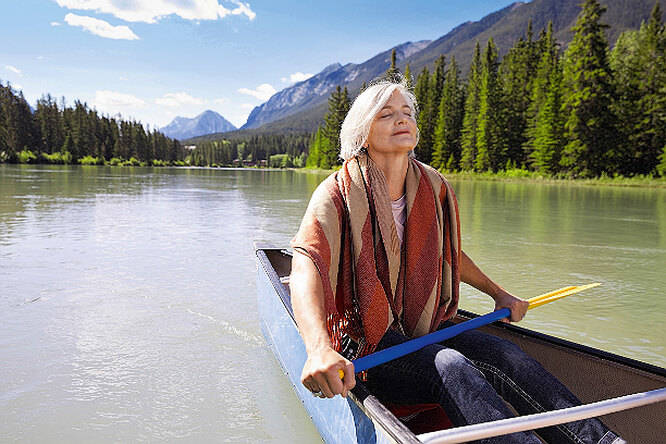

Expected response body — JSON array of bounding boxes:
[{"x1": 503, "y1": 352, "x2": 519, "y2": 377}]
[
  {"x1": 0, "y1": 88, "x2": 185, "y2": 166},
  {"x1": 307, "y1": 0, "x2": 666, "y2": 178}
]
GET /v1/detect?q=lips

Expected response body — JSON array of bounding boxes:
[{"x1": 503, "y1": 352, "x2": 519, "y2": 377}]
[{"x1": 393, "y1": 129, "x2": 411, "y2": 136}]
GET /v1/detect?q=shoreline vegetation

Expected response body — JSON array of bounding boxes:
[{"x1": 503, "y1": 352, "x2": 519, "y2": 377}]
[
  {"x1": 295, "y1": 166, "x2": 666, "y2": 188},
  {"x1": 2, "y1": 1, "x2": 665, "y2": 189},
  {"x1": 5, "y1": 159, "x2": 663, "y2": 189}
]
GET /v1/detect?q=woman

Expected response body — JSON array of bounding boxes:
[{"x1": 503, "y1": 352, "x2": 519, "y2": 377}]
[{"x1": 289, "y1": 78, "x2": 623, "y2": 444}]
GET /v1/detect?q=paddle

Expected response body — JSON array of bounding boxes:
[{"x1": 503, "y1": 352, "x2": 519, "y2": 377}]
[{"x1": 339, "y1": 283, "x2": 601, "y2": 378}]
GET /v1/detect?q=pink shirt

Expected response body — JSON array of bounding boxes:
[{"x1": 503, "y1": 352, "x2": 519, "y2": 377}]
[{"x1": 391, "y1": 194, "x2": 407, "y2": 244}]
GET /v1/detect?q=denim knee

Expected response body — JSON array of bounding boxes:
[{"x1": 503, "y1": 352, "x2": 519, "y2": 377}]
[{"x1": 433, "y1": 347, "x2": 482, "y2": 385}]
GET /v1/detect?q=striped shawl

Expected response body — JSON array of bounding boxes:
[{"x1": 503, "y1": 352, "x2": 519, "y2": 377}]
[{"x1": 291, "y1": 154, "x2": 461, "y2": 359}]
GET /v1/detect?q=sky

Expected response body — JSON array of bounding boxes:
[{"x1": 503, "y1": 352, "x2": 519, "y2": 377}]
[{"x1": 2, "y1": 0, "x2": 522, "y2": 130}]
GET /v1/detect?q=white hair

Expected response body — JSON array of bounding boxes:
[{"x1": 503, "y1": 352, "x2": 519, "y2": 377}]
[{"x1": 339, "y1": 77, "x2": 419, "y2": 161}]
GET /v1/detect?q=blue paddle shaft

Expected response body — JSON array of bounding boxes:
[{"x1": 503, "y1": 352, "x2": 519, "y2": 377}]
[{"x1": 352, "y1": 308, "x2": 511, "y2": 373}]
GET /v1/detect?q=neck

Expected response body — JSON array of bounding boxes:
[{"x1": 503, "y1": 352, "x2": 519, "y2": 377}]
[{"x1": 367, "y1": 151, "x2": 409, "y2": 200}]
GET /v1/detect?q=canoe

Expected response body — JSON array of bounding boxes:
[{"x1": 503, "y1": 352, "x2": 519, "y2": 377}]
[{"x1": 255, "y1": 244, "x2": 666, "y2": 444}]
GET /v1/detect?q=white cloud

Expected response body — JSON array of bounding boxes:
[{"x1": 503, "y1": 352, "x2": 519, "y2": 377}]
[
  {"x1": 281, "y1": 72, "x2": 314, "y2": 83},
  {"x1": 230, "y1": 1, "x2": 256, "y2": 20},
  {"x1": 5, "y1": 65, "x2": 22, "y2": 77},
  {"x1": 51, "y1": 21, "x2": 61, "y2": 26},
  {"x1": 240, "y1": 103, "x2": 255, "y2": 109},
  {"x1": 155, "y1": 92, "x2": 205, "y2": 107},
  {"x1": 213, "y1": 97, "x2": 230, "y2": 105},
  {"x1": 93, "y1": 90, "x2": 146, "y2": 111},
  {"x1": 64, "y1": 13, "x2": 139, "y2": 40},
  {"x1": 238, "y1": 83, "x2": 277, "y2": 101},
  {"x1": 119, "y1": 76, "x2": 128, "y2": 81},
  {"x1": 56, "y1": 0, "x2": 255, "y2": 24}
]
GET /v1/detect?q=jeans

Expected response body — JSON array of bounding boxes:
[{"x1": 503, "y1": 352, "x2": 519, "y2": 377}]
[{"x1": 364, "y1": 325, "x2": 625, "y2": 444}]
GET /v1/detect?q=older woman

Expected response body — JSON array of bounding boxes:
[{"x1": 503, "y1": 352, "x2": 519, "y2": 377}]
[{"x1": 289, "y1": 78, "x2": 623, "y2": 444}]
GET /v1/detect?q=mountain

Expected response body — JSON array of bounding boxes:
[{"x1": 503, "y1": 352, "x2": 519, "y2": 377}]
[
  {"x1": 160, "y1": 110, "x2": 236, "y2": 140},
  {"x1": 241, "y1": 40, "x2": 432, "y2": 130},
  {"x1": 202, "y1": 0, "x2": 657, "y2": 140}
]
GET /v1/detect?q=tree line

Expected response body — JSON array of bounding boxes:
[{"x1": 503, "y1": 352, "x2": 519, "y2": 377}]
[
  {"x1": 0, "y1": 86, "x2": 185, "y2": 165},
  {"x1": 308, "y1": 0, "x2": 666, "y2": 178},
  {"x1": 187, "y1": 133, "x2": 310, "y2": 167},
  {"x1": 0, "y1": 80, "x2": 314, "y2": 168}
]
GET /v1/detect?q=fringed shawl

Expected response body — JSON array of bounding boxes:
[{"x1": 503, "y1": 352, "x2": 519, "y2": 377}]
[{"x1": 291, "y1": 154, "x2": 461, "y2": 359}]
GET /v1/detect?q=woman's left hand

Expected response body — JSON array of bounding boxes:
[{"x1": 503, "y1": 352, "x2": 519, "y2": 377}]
[{"x1": 494, "y1": 290, "x2": 529, "y2": 323}]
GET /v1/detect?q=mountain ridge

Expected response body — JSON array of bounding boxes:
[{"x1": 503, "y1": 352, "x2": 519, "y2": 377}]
[{"x1": 188, "y1": 0, "x2": 658, "y2": 143}]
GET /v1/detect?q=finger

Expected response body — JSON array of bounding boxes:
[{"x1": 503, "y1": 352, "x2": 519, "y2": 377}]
[
  {"x1": 302, "y1": 373, "x2": 321, "y2": 392},
  {"x1": 507, "y1": 304, "x2": 525, "y2": 322},
  {"x1": 301, "y1": 374, "x2": 315, "y2": 392},
  {"x1": 342, "y1": 361, "x2": 356, "y2": 396},
  {"x1": 496, "y1": 306, "x2": 511, "y2": 323},
  {"x1": 326, "y1": 368, "x2": 345, "y2": 397},
  {"x1": 313, "y1": 373, "x2": 335, "y2": 398}
]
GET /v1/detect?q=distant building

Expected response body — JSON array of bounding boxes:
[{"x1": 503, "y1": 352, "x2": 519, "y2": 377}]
[{"x1": 184, "y1": 145, "x2": 196, "y2": 150}]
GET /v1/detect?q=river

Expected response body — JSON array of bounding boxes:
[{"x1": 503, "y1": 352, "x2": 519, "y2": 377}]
[{"x1": 1, "y1": 164, "x2": 664, "y2": 442}]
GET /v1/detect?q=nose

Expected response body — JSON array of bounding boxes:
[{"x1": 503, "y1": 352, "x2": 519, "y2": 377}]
[{"x1": 396, "y1": 110, "x2": 409, "y2": 124}]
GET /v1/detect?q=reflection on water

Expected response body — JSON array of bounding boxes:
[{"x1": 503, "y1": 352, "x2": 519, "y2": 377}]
[
  {"x1": 451, "y1": 180, "x2": 666, "y2": 365},
  {"x1": 0, "y1": 164, "x2": 664, "y2": 442}
]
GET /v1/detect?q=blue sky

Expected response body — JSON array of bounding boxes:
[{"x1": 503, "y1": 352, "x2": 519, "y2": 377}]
[{"x1": 2, "y1": 0, "x2": 521, "y2": 129}]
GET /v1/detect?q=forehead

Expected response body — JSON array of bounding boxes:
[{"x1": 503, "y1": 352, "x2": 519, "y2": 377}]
[{"x1": 382, "y1": 90, "x2": 412, "y2": 109}]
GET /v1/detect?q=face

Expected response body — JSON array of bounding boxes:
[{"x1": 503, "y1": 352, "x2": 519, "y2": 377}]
[{"x1": 365, "y1": 90, "x2": 417, "y2": 157}]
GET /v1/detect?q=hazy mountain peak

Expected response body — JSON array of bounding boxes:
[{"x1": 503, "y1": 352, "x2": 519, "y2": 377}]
[{"x1": 160, "y1": 110, "x2": 236, "y2": 140}]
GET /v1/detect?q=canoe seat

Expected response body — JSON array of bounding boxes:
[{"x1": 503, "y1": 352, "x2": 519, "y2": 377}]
[{"x1": 384, "y1": 402, "x2": 453, "y2": 435}]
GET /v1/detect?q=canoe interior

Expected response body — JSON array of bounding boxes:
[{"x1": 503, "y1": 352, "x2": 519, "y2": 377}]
[{"x1": 258, "y1": 246, "x2": 666, "y2": 444}]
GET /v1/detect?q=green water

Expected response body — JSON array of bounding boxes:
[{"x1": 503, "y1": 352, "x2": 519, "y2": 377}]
[{"x1": 1, "y1": 164, "x2": 664, "y2": 443}]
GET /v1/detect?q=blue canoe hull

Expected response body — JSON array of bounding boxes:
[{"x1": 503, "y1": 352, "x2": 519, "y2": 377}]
[{"x1": 257, "y1": 247, "x2": 407, "y2": 444}]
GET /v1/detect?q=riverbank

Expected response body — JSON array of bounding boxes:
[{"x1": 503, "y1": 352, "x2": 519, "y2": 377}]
[
  {"x1": 298, "y1": 166, "x2": 666, "y2": 188},
  {"x1": 5, "y1": 160, "x2": 665, "y2": 188},
  {"x1": 442, "y1": 169, "x2": 666, "y2": 188}
]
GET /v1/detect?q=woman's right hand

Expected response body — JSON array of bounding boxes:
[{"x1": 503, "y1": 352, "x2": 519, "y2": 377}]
[{"x1": 301, "y1": 346, "x2": 356, "y2": 398}]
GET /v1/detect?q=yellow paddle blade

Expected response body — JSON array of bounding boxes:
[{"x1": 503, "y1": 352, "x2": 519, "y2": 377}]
[
  {"x1": 528, "y1": 283, "x2": 601, "y2": 310},
  {"x1": 528, "y1": 285, "x2": 582, "y2": 303}
]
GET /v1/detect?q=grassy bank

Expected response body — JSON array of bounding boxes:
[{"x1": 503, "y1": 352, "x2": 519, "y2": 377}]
[
  {"x1": 299, "y1": 165, "x2": 666, "y2": 188},
  {"x1": 441, "y1": 169, "x2": 666, "y2": 188}
]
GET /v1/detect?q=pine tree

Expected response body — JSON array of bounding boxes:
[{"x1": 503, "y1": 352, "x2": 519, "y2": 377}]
[
  {"x1": 560, "y1": 0, "x2": 619, "y2": 177},
  {"x1": 612, "y1": 1, "x2": 666, "y2": 176},
  {"x1": 0, "y1": 85, "x2": 7, "y2": 160},
  {"x1": 531, "y1": 55, "x2": 565, "y2": 173},
  {"x1": 414, "y1": 66, "x2": 430, "y2": 127},
  {"x1": 475, "y1": 39, "x2": 502, "y2": 171},
  {"x1": 320, "y1": 86, "x2": 350, "y2": 169},
  {"x1": 1, "y1": 87, "x2": 37, "y2": 157},
  {"x1": 386, "y1": 49, "x2": 399, "y2": 80},
  {"x1": 404, "y1": 63, "x2": 413, "y2": 89},
  {"x1": 500, "y1": 21, "x2": 539, "y2": 168},
  {"x1": 525, "y1": 22, "x2": 558, "y2": 167},
  {"x1": 416, "y1": 55, "x2": 447, "y2": 164},
  {"x1": 431, "y1": 57, "x2": 464, "y2": 170},
  {"x1": 35, "y1": 94, "x2": 64, "y2": 154},
  {"x1": 461, "y1": 42, "x2": 482, "y2": 171},
  {"x1": 306, "y1": 127, "x2": 323, "y2": 168}
]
